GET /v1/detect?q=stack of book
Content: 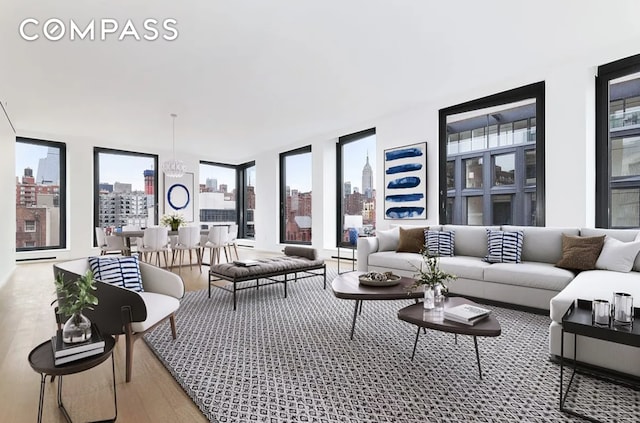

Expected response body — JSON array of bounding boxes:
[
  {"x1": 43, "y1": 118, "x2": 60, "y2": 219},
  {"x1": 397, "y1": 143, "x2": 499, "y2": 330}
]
[
  {"x1": 444, "y1": 304, "x2": 492, "y2": 326},
  {"x1": 51, "y1": 324, "x2": 106, "y2": 365}
]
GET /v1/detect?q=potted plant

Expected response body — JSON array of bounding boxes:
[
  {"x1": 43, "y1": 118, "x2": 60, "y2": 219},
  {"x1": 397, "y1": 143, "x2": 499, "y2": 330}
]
[
  {"x1": 53, "y1": 270, "x2": 99, "y2": 343},
  {"x1": 411, "y1": 247, "x2": 457, "y2": 310},
  {"x1": 160, "y1": 212, "x2": 186, "y2": 231}
]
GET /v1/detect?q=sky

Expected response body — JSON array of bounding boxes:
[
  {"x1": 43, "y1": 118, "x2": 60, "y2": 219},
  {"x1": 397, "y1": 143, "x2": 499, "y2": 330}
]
[{"x1": 17, "y1": 135, "x2": 376, "y2": 193}]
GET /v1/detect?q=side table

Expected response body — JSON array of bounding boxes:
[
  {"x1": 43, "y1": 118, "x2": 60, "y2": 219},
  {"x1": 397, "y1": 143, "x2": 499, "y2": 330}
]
[
  {"x1": 28, "y1": 334, "x2": 117, "y2": 423},
  {"x1": 336, "y1": 244, "x2": 357, "y2": 274},
  {"x1": 560, "y1": 299, "x2": 640, "y2": 422}
]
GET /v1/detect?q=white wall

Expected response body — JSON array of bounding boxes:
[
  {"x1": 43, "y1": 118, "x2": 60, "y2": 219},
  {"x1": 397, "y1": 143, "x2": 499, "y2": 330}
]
[
  {"x1": 0, "y1": 103, "x2": 15, "y2": 289},
  {"x1": 8, "y1": 38, "x2": 640, "y2": 261}
]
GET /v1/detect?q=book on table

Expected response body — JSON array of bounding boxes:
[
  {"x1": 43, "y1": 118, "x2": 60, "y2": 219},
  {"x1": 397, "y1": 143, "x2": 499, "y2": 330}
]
[
  {"x1": 233, "y1": 259, "x2": 260, "y2": 267},
  {"x1": 444, "y1": 304, "x2": 491, "y2": 326},
  {"x1": 51, "y1": 323, "x2": 106, "y2": 365}
]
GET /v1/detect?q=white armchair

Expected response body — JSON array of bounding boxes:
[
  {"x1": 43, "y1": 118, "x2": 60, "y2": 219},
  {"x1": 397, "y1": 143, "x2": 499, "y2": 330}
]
[{"x1": 53, "y1": 257, "x2": 185, "y2": 382}]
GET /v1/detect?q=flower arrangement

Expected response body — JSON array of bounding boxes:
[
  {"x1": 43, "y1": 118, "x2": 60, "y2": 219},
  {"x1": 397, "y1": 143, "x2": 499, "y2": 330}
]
[
  {"x1": 160, "y1": 212, "x2": 186, "y2": 231},
  {"x1": 410, "y1": 247, "x2": 457, "y2": 291}
]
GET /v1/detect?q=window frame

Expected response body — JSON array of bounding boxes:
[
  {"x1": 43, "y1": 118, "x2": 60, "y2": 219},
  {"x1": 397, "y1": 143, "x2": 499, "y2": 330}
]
[
  {"x1": 237, "y1": 160, "x2": 255, "y2": 240},
  {"x1": 335, "y1": 128, "x2": 376, "y2": 248},
  {"x1": 93, "y1": 147, "x2": 159, "y2": 239},
  {"x1": 438, "y1": 81, "x2": 546, "y2": 226},
  {"x1": 595, "y1": 53, "x2": 640, "y2": 228},
  {"x1": 279, "y1": 145, "x2": 312, "y2": 245},
  {"x1": 16, "y1": 136, "x2": 67, "y2": 251}
]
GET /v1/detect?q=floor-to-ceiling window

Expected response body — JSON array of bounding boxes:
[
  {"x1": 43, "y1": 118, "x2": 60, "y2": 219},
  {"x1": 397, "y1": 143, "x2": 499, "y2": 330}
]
[
  {"x1": 93, "y1": 148, "x2": 158, "y2": 234},
  {"x1": 439, "y1": 82, "x2": 545, "y2": 226},
  {"x1": 336, "y1": 128, "x2": 376, "y2": 247},
  {"x1": 238, "y1": 161, "x2": 256, "y2": 239},
  {"x1": 16, "y1": 137, "x2": 66, "y2": 250},
  {"x1": 280, "y1": 146, "x2": 312, "y2": 244},
  {"x1": 199, "y1": 161, "x2": 237, "y2": 228},
  {"x1": 596, "y1": 54, "x2": 640, "y2": 228}
]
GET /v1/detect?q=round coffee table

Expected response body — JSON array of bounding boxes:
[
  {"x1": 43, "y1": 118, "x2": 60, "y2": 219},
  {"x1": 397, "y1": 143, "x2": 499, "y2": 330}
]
[
  {"x1": 331, "y1": 271, "x2": 423, "y2": 339},
  {"x1": 28, "y1": 335, "x2": 117, "y2": 423},
  {"x1": 397, "y1": 296, "x2": 501, "y2": 379}
]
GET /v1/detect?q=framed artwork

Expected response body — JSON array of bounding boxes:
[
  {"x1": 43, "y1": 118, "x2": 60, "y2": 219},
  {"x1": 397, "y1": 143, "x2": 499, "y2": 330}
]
[
  {"x1": 164, "y1": 172, "x2": 194, "y2": 222},
  {"x1": 383, "y1": 142, "x2": 427, "y2": 219}
]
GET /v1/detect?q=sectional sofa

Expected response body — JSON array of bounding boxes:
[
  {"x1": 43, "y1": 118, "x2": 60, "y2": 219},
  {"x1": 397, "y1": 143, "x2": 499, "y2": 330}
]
[{"x1": 357, "y1": 224, "x2": 640, "y2": 377}]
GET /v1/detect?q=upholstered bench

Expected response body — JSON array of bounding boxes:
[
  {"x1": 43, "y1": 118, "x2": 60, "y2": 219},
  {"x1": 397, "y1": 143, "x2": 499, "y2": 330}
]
[{"x1": 208, "y1": 247, "x2": 326, "y2": 310}]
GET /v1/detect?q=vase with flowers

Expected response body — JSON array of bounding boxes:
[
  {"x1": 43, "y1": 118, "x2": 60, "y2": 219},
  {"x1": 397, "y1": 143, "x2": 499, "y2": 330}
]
[
  {"x1": 411, "y1": 247, "x2": 457, "y2": 311},
  {"x1": 160, "y1": 212, "x2": 186, "y2": 231}
]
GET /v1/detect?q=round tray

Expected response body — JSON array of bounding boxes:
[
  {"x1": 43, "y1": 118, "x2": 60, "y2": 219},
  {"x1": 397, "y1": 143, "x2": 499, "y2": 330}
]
[{"x1": 358, "y1": 274, "x2": 401, "y2": 287}]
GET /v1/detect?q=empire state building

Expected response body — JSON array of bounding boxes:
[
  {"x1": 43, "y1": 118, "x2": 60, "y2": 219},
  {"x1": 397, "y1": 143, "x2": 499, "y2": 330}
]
[{"x1": 362, "y1": 152, "x2": 373, "y2": 198}]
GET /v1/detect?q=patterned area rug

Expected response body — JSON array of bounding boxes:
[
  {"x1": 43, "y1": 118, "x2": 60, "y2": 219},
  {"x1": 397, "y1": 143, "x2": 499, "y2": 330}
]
[{"x1": 144, "y1": 268, "x2": 640, "y2": 422}]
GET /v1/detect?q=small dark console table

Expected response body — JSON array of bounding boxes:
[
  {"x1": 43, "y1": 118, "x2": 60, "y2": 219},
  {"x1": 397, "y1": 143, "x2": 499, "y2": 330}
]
[
  {"x1": 560, "y1": 299, "x2": 640, "y2": 422},
  {"x1": 28, "y1": 335, "x2": 117, "y2": 423}
]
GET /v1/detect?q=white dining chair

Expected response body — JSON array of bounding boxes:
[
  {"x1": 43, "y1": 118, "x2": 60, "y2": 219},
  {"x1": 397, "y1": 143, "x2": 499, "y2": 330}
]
[
  {"x1": 203, "y1": 226, "x2": 228, "y2": 266},
  {"x1": 122, "y1": 225, "x2": 141, "y2": 254},
  {"x1": 226, "y1": 223, "x2": 240, "y2": 261},
  {"x1": 95, "y1": 227, "x2": 128, "y2": 255},
  {"x1": 171, "y1": 226, "x2": 203, "y2": 273},
  {"x1": 137, "y1": 226, "x2": 170, "y2": 267}
]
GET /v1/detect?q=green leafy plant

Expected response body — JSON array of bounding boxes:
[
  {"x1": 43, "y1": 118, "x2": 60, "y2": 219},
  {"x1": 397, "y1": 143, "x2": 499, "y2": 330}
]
[
  {"x1": 160, "y1": 212, "x2": 186, "y2": 230},
  {"x1": 52, "y1": 270, "x2": 99, "y2": 322},
  {"x1": 410, "y1": 247, "x2": 457, "y2": 291}
]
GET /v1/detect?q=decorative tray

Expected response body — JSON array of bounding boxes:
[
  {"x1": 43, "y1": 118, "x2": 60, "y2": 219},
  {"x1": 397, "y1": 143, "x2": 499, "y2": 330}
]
[{"x1": 358, "y1": 272, "x2": 402, "y2": 287}]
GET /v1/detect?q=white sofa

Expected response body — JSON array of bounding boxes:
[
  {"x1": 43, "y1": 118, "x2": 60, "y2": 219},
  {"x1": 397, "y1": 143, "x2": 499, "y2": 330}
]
[{"x1": 357, "y1": 225, "x2": 640, "y2": 377}]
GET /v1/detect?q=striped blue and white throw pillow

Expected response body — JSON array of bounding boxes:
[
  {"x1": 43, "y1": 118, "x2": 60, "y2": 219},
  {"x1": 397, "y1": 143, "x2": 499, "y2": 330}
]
[
  {"x1": 88, "y1": 256, "x2": 144, "y2": 292},
  {"x1": 484, "y1": 230, "x2": 524, "y2": 263},
  {"x1": 424, "y1": 230, "x2": 455, "y2": 257}
]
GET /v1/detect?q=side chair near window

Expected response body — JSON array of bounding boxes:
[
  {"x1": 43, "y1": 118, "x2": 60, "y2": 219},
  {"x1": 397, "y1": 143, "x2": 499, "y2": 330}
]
[
  {"x1": 53, "y1": 256, "x2": 184, "y2": 382},
  {"x1": 203, "y1": 225, "x2": 229, "y2": 266},
  {"x1": 171, "y1": 225, "x2": 203, "y2": 273},
  {"x1": 226, "y1": 223, "x2": 240, "y2": 261},
  {"x1": 95, "y1": 227, "x2": 129, "y2": 255},
  {"x1": 137, "y1": 226, "x2": 171, "y2": 267}
]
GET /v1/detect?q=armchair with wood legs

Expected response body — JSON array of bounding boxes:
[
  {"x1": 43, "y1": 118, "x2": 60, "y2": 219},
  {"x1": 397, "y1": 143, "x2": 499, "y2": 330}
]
[{"x1": 53, "y1": 257, "x2": 184, "y2": 382}]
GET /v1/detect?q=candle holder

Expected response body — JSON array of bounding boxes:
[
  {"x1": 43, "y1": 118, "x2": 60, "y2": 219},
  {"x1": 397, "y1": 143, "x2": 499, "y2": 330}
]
[
  {"x1": 612, "y1": 292, "x2": 633, "y2": 327},
  {"x1": 591, "y1": 299, "x2": 611, "y2": 327}
]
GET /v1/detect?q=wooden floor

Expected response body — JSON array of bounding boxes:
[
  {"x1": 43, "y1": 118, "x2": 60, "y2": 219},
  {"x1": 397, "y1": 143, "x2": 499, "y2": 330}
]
[{"x1": 0, "y1": 249, "x2": 300, "y2": 422}]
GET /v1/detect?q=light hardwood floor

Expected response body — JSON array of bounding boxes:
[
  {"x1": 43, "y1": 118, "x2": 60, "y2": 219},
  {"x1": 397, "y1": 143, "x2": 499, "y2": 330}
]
[{"x1": 0, "y1": 249, "x2": 293, "y2": 422}]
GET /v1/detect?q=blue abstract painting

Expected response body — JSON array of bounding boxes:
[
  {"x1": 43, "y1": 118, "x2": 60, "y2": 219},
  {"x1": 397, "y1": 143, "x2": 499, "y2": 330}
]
[{"x1": 384, "y1": 142, "x2": 426, "y2": 219}]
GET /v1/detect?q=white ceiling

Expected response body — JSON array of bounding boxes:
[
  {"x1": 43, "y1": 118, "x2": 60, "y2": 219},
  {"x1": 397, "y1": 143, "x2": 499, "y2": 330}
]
[{"x1": 2, "y1": 1, "x2": 640, "y2": 163}]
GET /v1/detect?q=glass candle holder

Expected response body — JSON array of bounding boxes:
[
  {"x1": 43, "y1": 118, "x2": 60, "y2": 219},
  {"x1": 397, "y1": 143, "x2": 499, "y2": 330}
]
[
  {"x1": 592, "y1": 299, "x2": 611, "y2": 326},
  {"x1": 613, "y1": 292, "x2": 633, "y2": 326}
]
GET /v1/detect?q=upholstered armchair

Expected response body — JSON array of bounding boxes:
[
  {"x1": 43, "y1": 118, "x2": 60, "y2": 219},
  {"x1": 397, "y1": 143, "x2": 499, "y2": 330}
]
[{"x1": 53, "y1": 257, "x2": 184, "y2": 382}]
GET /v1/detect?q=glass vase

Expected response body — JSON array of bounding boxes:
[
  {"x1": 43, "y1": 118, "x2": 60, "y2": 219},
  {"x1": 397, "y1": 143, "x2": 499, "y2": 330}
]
[
  {"x1": 424, "y1": 286, "x2": 435, "y2": 310},
  {"x1": 62, "y1": 312, "x2": 92, "y2": 344},
  {"x1": 433, "y1": 285, "x2": 445, "y2": 316}
]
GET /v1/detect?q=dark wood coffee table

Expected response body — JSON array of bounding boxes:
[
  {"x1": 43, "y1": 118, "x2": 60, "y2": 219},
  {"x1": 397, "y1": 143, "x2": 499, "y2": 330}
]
[
  {"x1": 331, "y1": 271, "x2": 423, "y2": 339},
  {"x1": 397, "y1": 296, "x2": 501, "y2": 379}
]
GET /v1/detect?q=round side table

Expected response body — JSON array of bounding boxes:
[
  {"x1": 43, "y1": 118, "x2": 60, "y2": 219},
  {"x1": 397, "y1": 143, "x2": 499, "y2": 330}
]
[{"x1": 28, "y1": 335, "x2": 117, "y2": 423}]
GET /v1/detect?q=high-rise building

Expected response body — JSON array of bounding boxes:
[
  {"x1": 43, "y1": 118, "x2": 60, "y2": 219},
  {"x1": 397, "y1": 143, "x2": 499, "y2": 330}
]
[
  {"x1": 206, "y1": 178, "x2": 218, "y2": 191},
  {"x1": 144, "y1": 169, "x2": 154, "y2": 195},
  {"x1": 362, "y1": 152, "x2": 373, "y2": 198},
  {"x1": 36, "y1": 147, "x2": 60, "y2": 185},
  {"x1": 344, "y1": 181, "x2": 352, "y2": 196}
]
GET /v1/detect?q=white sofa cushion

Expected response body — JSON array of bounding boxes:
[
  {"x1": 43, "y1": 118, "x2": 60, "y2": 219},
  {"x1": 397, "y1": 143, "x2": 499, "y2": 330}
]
[
  {"x1": 376, "y1": 227, "x2": 400, "y2": 251},
  {"x1": 549, "y1": 269, "x2": 640, "y2": 323},
  {"x1": 502, "y1": 225, "x2": 579, "y2": 264},
  {"x1": 443, "y1": 225, "x2": 499, "y2": 258},
  {"x1": 595, "y1": 235, "x2": 640, "y2": 273},
  {"x1": 368, "y1": 251, "x2": 423, "y2": 272},
  {"x1": 131, "y1": 292, "x2": 180, "y2": 333},
  {"x1": 483, "y1": 261, "x2": 574, "y2": 291},
  {"x1": 438, "y1": 256, "x2": 492, "y2": 280}
]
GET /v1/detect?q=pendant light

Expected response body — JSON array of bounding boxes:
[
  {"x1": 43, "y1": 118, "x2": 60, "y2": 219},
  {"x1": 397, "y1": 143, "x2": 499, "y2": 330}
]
[{"x1": 162, "y1": 113, "x2": 186, "y2": 178}]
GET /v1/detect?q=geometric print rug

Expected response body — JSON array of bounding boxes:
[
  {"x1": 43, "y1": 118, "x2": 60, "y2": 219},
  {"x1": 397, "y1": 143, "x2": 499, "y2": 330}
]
[{"x1": 144, "y1": 268, "x2": 640, "y2": 422}]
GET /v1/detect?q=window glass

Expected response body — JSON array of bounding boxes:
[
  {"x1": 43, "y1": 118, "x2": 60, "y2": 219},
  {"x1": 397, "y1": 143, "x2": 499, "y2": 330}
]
[
  {"x1": 499, "y1": 122, "x2": 513, "y2": 146},
  {"x1": 492, "y1": 194, "x2": 512, "y2": 225},
  {"x1": 513, "y1": 120, "x2": 528, "y2": 144},
  {"x1": 459, "y1": 131, "x2": 472, "y2": 153},
  {"x1": 447, "y1": 133, "x2": 459, "y2": 155},
  {"x1": 525, "y1": 150, "x2": 536, "y2": 185},
  {"x1": 465, "y1": 157, "x2": 483, "y2": 189},
  {"x1": 446, "y1": 161, "x2": 455, "y2": 190},
  {"x1": 199, "y1": 163, "x2": 237, "y2": 227},
  {"x1": 280, "y1": 147, "x2": 312, "y2": 244},
  {"x1": 472, "y1": 128, "x2": 486, "y2": 151},
  {"x1": 96, "y1": 150, "x2": 157, "y2": 231},
  {"x1": 488, "y1": 125, "x2": 499, "y2": 148},
  {"x1": 494, "y1": 154, "x2": 515, "y2": 186},
  {"x1": 338, "y1": 130, "x2": 376, "y2": 246},
  {"x1": 16, "y1": 138, "x2": 66, "y2": 250},
  {"x1": 466, "y1": 196, "x2": 483, "y2": 225},
  {"x1": 612, "y1": 188, "x2": 640, "y2": 227}
]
